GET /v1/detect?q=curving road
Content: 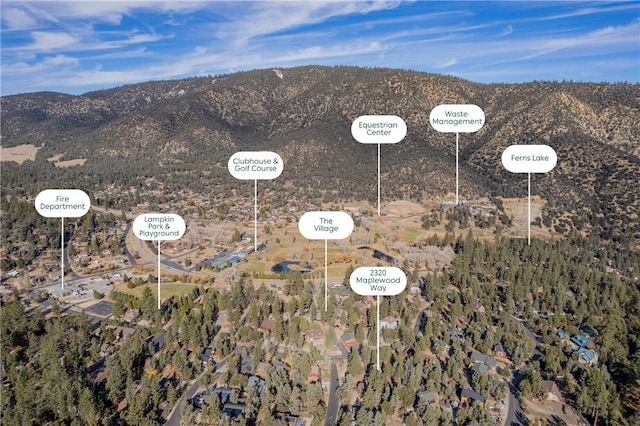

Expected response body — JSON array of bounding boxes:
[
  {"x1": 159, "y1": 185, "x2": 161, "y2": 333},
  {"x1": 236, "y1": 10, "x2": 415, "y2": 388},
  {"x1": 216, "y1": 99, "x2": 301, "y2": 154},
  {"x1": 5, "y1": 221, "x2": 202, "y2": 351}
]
[
  {"x1": 164, "y1": 352, "x2": 235, "y2": 426},
  {"x1": 503, "y1": 319, "x2": 544, "y2": 426},
  {"x1": 164, "y1": 376, "x2": 203, "y2": 426}
]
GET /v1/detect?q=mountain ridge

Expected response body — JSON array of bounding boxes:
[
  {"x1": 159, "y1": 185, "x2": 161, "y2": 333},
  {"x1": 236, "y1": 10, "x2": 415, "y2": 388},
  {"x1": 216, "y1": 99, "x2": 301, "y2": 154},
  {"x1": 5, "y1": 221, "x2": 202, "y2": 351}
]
[{"x1": 2, "y1": 65, "x2": 639, "y2": 245}]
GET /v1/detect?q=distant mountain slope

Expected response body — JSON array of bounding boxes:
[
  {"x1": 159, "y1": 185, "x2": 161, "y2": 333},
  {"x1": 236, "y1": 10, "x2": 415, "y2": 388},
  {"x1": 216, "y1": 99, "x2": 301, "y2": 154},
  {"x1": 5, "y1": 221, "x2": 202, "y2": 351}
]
[{"x1": 2, "y1": 66, "x2": 639, "y2": 245}]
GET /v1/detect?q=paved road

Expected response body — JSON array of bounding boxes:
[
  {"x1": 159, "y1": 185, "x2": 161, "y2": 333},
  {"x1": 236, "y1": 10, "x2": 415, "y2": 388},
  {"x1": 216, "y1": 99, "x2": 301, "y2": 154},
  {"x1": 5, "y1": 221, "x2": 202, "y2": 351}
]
[
  {"x1": 57, "y1": 205, "x2": 196, "y2": 280},
  {"x1": 164, "y1": 376, "x2": 203, "y2": 426},
  {"x1": 503, "y1": 319, "x2": 543, "y2": 425},
  {"x1": 121, "y1": 220, "x2": 137, "y2": 265},
  {"x1": 325, "y1": 362, "x2": 339, "y2": 426},
  {"x1": 164, "y1": 355, "x2": 233, "y2": 426},
  {"x1": 61, "y1": 236, "x2": 79, "y2": 280},
  {"x1": 129, "y1": 228, "x2": 194, "y2": 275},
  {"x1": 504, "y1": 380, "x2": 524, "y2": 426},
  {"x1": 336, "y1": 342, "x2": 349, "y2": 360}
]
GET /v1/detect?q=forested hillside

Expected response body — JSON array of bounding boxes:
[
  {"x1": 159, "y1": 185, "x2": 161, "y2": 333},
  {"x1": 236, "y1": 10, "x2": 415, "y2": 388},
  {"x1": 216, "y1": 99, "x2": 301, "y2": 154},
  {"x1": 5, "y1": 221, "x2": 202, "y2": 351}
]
[{"x1": 2, "y1": 66, "x2": 639, "y2": 247}]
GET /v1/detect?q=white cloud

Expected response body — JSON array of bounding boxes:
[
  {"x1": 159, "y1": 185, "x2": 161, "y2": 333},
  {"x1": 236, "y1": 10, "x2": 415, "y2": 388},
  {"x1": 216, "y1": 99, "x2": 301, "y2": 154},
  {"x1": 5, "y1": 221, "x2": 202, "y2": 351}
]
[
  {"x1": 1, "y1": 1, "x2": 638, "y2": 94},
  {"x1": 28, "y1": 31, "x2": 79, "y2": 50},
  {"x1": 500, "y1": 25, "x2": 513, "y2": 37},
  {"x1": 6, "y1": 29, "x2": 169, "y2": 54},
  {"x1": 519, "y1": 19, "x2": 640, "y2": 61},
  {"x1": 374, "y1": 22, "x2": 496, "y2": 43},
  {"x1": 5, "y1": 1, "x2": 214, "y2": 25},
  {"x1": 534, "y1": 4, "x2": 640, "y2": 22},
  {"x1": 213, "y1": 1, "x2": 406, "y2": 46},
  {"x1": 114, "y1": 32, "x2": 170, "y2": 47},
  {"x1": 2, "y1": 54, "x2": 78, "y2": 74},
  {"x1": 1, "y1": 7, "x2": 39, "y2": 30},
  {"x1": 42, "y1": 54, "x2": 78, "y2": 67},
  {"x1": 86, "y1": 47, "x2": 152, "y2": 60},
  {"x1": 350, "y1": 10, "x2": 474, "y2": 28},
  {"x1": 274, "y1": 41, "x2": 387, "y2": 63},
  {"x1": 435, "y1": 58, "x2": 457, "y2": 69}
]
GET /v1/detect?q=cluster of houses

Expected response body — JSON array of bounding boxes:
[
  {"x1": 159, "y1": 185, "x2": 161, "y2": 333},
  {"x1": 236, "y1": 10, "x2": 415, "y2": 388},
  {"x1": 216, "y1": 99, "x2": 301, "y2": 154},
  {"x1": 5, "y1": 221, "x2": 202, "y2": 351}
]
[
  {"x1": 557, "y1": 324, "x2": 599, "y2": 366},
  {"x1": 99, "y1": 325, "x2": 137, "y2": 357},
  {"x1": 428, "y1": 336, "x2": 511, "y2": 415},
  {"x1": 127, "y1": 184, "x2": 315, "y2": 226},
  {"x1": 21, "y1": 234, "x2": 127, "y2": 289},
  {"x1": 459, "y1": 348, "x2": 504, "y2": 410},
  {"x1": 422, "y1": 341, "x2": 510, "y2": 422},
  {"x1": 192, "y1": 352, "x2": 307, "y2": 425},
  {"x1": 259, "y1": 315, "x2": 332, "y2": 355},
  {"x1": 73, "y1": 252, "x2": 127, "y2": 272}
]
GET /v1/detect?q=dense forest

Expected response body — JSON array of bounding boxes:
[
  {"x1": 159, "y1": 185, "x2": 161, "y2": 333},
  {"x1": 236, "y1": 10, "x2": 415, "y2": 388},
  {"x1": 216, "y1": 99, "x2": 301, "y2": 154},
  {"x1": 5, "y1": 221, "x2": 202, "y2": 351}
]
[{"x1": 2, "y1": 233, "x2": 638, "y2": 425}]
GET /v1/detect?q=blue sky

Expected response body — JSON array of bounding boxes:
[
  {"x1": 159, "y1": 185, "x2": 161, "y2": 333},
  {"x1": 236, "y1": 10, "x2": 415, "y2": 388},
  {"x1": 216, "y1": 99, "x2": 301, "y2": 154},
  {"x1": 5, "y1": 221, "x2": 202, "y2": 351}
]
[{"x1": 1, "y1": 1, "x2": 638, "y2": 95}]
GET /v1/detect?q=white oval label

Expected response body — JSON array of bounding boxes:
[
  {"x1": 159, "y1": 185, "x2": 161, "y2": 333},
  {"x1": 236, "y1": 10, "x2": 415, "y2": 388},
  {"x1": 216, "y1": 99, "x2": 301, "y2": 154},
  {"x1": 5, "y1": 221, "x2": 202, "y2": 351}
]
[
  {"x1": 351, "y1": 115, "x2": 407, "y2": 144},
  {"x1": 133, "y1": 213, "x2": 186, "y2": 240},
  {"x1": 228, "y1": 151, "x2": 283, "y2": 180},
  {"x1": 501, "y1": 145, "x2": 557, "y2": 173},
  {"x1": 349, "y1": 267, "x2": 407, "y2": 296},
  {"x1": 35, "y1": 189, "x2": 91, "y2": 218},
  {"x1": 298, "y1": 211, "x2": 354, "y2": 240},
  {"x1": 429, "y1": 104, "x2": 485, "y2": 133}
]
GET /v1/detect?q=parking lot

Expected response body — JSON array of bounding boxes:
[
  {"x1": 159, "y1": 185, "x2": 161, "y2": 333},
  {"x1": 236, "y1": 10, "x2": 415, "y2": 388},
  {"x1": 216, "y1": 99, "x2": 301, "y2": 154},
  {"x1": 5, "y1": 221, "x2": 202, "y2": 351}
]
[
  {"x1": 44, "y1": 278, "x2": 114, "y2": 303},
  {"x1": 85, "y1": 300, "x2": 113, "y2": 317}
]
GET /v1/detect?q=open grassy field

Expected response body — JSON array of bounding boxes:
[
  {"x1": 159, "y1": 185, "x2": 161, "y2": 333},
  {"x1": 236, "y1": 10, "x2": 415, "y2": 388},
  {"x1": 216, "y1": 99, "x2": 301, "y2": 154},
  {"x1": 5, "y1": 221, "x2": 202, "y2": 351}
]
[
  {"x1": 401, "y1": 226, "x2": 423, "y2": 242},
  {"x1": 117, "y1": 282, "x2": 199, "y2": 300},
  {"x1": 117, "y1": 196, "x2": 560, "y2": 293}
]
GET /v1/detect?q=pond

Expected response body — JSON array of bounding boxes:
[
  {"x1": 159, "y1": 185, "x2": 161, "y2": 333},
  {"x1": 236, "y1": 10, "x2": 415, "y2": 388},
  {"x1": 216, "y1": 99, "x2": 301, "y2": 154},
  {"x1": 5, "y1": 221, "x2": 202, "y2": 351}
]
[
  {"x1": 357, "y1": 246, "x2": 396, "y2": 264},
  {"x1": 271, "y1": 260, "x2": 313, "y2": 274},
  {"x1": 372, "y1": 249, "x2": 396, "y2": 264}
]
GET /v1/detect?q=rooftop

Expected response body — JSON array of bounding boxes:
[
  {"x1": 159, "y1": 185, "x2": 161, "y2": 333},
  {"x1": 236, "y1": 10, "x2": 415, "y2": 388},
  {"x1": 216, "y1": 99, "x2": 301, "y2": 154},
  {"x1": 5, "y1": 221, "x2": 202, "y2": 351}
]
[
  {"x1": 571, "y1": 334, "x2": 593, "y2": 348},
  {"x1": 579, "y1": 324, "x2": 598, "y2": 338},
  {"x1": 578, "y1": 348, "x2": 598, "y2": 362},
  {"x1": 470, "y1": 350, "x2": 497, "y2": 369},
  {"x1": 461, "y1": 388, "x2": 486, "y2": 403}
]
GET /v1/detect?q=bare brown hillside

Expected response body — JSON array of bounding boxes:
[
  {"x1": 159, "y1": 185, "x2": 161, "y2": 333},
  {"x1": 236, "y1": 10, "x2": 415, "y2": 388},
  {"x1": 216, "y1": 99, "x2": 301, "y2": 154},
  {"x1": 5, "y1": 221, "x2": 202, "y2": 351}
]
[{"x1": 2, "y1": 66, "x2": 639, "y2": 245}]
